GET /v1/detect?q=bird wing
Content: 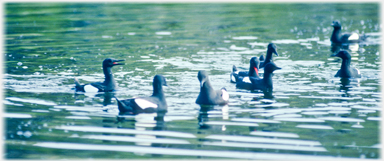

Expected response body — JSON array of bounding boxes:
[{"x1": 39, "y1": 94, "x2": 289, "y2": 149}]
[
  {"x1": 134, "y1": 98, "x2": 158, "y2": 109},
  {"x1": 115, "y1": 97, "x2": 134, "y2": 114},
  {"x1": 352, "y1": 68, "x2": 361, "y2": 78},
  {"x1": 214, "y1": 88, "x2": 229, "y2": 104},
  {"x1": 249, "y1": 76, "x2": 262, "y2": 84},
  {"x1": 89, "y1": 82, "x2": 105, "y2": 92},
  {"x1": 348, "y1": 33, "x2": 359, "y2": 41},
  {"x1": 238, "y1": 71, "x2": 249, "y2": 77},
  {"x1": 220, "y1": 88, "x2": 229, "y2": 101},
  {"x1": 340, "y1": 33, "x2": 358, "y2": 42},
  {"x1": 241, "y1": 77, "x2": 252, "y2": 83},
  {"x1": 231, "y1": 70, "x2": 239, "y2": 83}
]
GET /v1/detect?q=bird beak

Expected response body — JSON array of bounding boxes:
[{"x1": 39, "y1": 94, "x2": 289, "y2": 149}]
[
  {"x1": 275, "y1": 66, "x2": 282, "y2": 70},
  {"x1": 330, "y1": 53, "x2": 338, "y2": 57},
  {"x1": 273, "y1": 50, "x2": 278, "y2": 56},
  {"x1": 113, "y1": 59, "x2": 125, "y2": 65}
]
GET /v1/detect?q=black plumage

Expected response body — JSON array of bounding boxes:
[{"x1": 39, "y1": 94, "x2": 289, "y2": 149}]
[
  {"x1": 115, "y1": 75, "x2": 168, "y2": 115},
  {"x1": 331, "y1": 50, "x2": 361, "y2": 78},
  {"x1": 249, "y1": 62, "x2": 281, "y2": 91},
  {"x1": 196, "y1": 70, "x2": 229, "y2": 105},
  {"x1": 330, "y1": 20, "x2": 367, "y2": 44},
  {"x1": 259, "y1": 43, "x2": 278, "y2": 68},
  {"x1": 230, "y1": 57, "x2": 260, "y2": 83},
  {"x1": 74, "y1": 58, "x2": 124, "y2": 92}
]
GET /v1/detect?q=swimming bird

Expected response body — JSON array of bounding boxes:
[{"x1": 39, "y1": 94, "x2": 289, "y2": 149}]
[
  {"x1": 115, "y1": 75, "x2": 168, "y2": 115},
  {"x1": 196, "y1": 70, "x2": 229, "y2": 105},
  {"x1": 235, "y1": 57, "x2": 261, "y2": 90},
  {"x1": 74, "y1": 58, "x2": 124, "y2": 92},
  {"x1": 330, "y1": 20, "x2": 367, "y2": 44},
  {"x1": 331, "y1": 50, "x2": 361, "y2": 78},
  {"x1": 230, "y1": 57, "x2": 260, "y2": 83},
  {"x1": 249, "y1": 62, "x2": 281, "y2": 91},
  {"x1": 259, "y1": 43, "x2": 278, "y2": 68}
]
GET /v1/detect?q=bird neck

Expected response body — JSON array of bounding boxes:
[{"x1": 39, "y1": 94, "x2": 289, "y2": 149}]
[
  {"x1": 262, "y1": 71, "x2": 274, "y2": 89},
  {"x1": 201, "y1": 80, "x2": 214, "y2": 94},
  {"x1": 103, "y1": 66, "x2": 115, "y2": 88},
  {"x1": 152, "y1": 83, "x2": 165, "y2": 98},
  {"x1": 331, "y1": 28, "x2": 342, "y2": 42},
  {"x1": 341, "y1": 58, "x2": 351, "y2": 70},
  {"x1": 265, "y1": 50, "x2": 273, "y2": 61},
  {"x1": 249, "y1": 65, "x2": 258, "y2": 77}
]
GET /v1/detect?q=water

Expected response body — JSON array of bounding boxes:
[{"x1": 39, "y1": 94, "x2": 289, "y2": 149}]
[{"x1": 4, "y1": 3, "x2": 381, "y2": 159}]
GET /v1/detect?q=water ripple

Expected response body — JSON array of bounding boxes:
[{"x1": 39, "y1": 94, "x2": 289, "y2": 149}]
[
  {"x1": 55, "y1": 125, "x2": 196, "y2": 138},
  {"x1": 33, "y1": 142, "x2": 337, "y2": 159}
]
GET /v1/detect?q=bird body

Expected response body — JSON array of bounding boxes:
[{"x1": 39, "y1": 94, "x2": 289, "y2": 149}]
[
  {"x1": 196, "y1": 70, "x2": 229, "y2": 105},
  {"x1": 248, "y1": 62, "x2": 281, "y2": 91},
  {"x1": 235, "y1": 57, "x2": 261, "y2": 90},
  {"x1": 75, "y1": 58, "x2": 124, "y2": 92},
  {"x1": 116, "y1": 75, "x2": 168, "y2": 115},
  {"x1": 331, "y1": 51, "x2": 361, "y2": 78},
  {"x1": 231, "y1": 57, "x2": 260, "y2": 83},
  {"x1": 330, "y1": 20, "x2": 366, "y2": 44}
]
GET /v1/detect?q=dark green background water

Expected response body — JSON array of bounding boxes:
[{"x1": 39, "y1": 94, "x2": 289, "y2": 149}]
[{"x1": 4, "y1": 3, "x2": 381, "y2": 159}]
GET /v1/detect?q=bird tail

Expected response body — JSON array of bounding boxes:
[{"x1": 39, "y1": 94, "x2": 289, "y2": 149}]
[
  {"x1": 74, "y1": 77, "x2": 81, "y2": 88},
  {"x1": 114, "y1": 96, "x2": 134, "y2": 114},
  {"x1": 232, "y1": 65, "x2": 238, "y2": 72},
  {"x1": 114, "y1": 96, "x2": 124, "y2": 107},
  {"x1": 230, "y1": 65, "x2": 238, "y2": 83}
]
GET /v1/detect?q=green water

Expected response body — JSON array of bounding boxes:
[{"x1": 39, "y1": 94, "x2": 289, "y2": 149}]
[{"x1": 4, "y1": 3, "x2": 381, "y2": 159}]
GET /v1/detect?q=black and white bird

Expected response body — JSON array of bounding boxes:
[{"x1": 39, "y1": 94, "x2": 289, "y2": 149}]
[
  {"x1": 230, "y1": 57, "x2": 260, "y2": 83},
  {"x1": 249, "y1": 62, "x2": 281, "y2": 91},
  {"x1": 74, "y1": 58, "x2": 124, "y2": 92},
  {"x1": 330, "y1": 20, "x2": 367, "y2": 44},
  {"x1": 196, "y1": 70, "x2": 229, "y2": 105},
  {"x1": 331, "y1": 50, "x2": 361, "y2": 78},
  {"x1": 235, "y1": 57, "x2": 261, "y2": 90},
  {"x1": 259, "y1": 43, "x2": 278, "y2": 68},
  {"x1": 115, "y1": 75, "x2": 168, "y2": 115}
]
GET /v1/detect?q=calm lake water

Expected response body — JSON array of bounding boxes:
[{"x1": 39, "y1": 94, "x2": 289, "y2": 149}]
[{"x1": 4, "y1": 3, "x2": 381, "y2": 160}]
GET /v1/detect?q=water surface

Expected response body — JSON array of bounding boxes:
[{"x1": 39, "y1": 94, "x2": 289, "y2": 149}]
[{"x1": 4, "y1": 3, "x2": 381, "y2": 159}]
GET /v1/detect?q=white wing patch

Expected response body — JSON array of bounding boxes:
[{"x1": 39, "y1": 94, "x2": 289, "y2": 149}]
[
  {"x1": 231, "y1": 74, "x2": 236, "y2": 82},
  {"x1": 242, "y1": 77, "x2": 251, "y2": 83},
  {"x1": 84, "y1": 85, "x2": 99, "y2": 93},
  {"x1": 221, "y1": 89, "x2": 229, "y2": 101},
  {"x1": 348, "y1": 33, "x2": 359, "y2": 41},
  {"x1": 135, "y1": 98, "x2": 158, "y2": 109}
]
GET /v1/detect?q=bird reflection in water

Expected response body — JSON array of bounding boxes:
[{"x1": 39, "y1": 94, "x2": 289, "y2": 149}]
[
  {"x1": 149, "y1": 111, "x2": 167, "y2": 158},
  {"x1": 73, "y1": 91, "x2": 116, "y2": 108},
  {"x1": 101, "y1": 92, "x2": 115, "y2": 106},
  {"x1": 198, "y1": 105, "x2": 229, "y2": 131},
  {"x1": 262, "y1": 89, "x2": 274, "y2": 99},
  {"x1": 339, "y1": 78, "x2": 360, "y2": 97},
  {"x1": 114, "y1": 110, "x2": 167, "y2": 156},
  {"x1": 340, "y1": 78, "x2": 351, "y2": 97},
  {"x1": 251, "y1": 88, "x2": 275, "y2": 101},
  {"x1": 198, "y1": 105, "x2": 214, "y2": 130}
]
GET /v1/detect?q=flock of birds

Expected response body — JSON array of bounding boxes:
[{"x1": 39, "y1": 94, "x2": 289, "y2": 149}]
[{"x1": 74, "y1": 20, "x2": 365, "y2": 115}]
